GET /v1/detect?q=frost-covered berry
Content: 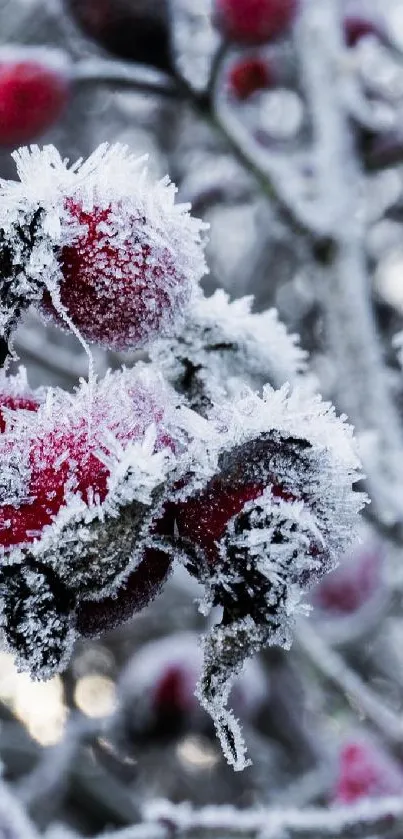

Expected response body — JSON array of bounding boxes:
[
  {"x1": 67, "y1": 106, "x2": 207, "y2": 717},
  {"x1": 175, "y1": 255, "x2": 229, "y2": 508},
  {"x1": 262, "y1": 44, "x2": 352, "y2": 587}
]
[
  {"x1": 117, "y1": 632, "x2": 268, "y2": 738},
  {"x1": 333, "y1": 737, "x2": 403, "y2": 803},
  {"x1": 67, "y1": 0, "x2": 172, "y2": 74},
  {"x1": 173, "y1": 385, "x2": 365, "y2": 769},
  {"x1": 0, "y1": 48, "x2": 71, "y2": 147},
  {"x1": 0, "y1": 366, "x2": 186, "y2": 679},
  {"x1": 150, "y1": 290, "x2": 307, "y2": 413},
  {"x1": 214, "y1": 0, "x2": 299, "y2": 45},
  {"x1": 229, "y1": 56, "x2": 276, "y2": 99},
  {"x1": 0, "y1": 144, "x2": 207, "y2": 350},
  {"x1": 0, "y1": 368, "x2": 42, "y2": 433}
]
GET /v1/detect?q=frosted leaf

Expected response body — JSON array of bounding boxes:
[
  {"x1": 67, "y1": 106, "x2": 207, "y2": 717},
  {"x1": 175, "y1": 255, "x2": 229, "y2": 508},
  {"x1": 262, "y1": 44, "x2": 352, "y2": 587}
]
[
  {"x1": 150, "y1": 289, "x2": 308, "y2": 412},
  {"x1": 0, "y1": 144, "x2": 208, "y2": 350},
  {"x1": 172, "y1": 384, "x2": 366, "y2": 770}
]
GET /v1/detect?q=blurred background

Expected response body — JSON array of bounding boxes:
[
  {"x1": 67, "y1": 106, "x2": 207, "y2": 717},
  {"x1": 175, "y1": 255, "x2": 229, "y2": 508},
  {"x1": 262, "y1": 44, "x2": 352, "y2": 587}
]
[{"x1": 2, "y1": 0, "x2": 403, "y2": 836}]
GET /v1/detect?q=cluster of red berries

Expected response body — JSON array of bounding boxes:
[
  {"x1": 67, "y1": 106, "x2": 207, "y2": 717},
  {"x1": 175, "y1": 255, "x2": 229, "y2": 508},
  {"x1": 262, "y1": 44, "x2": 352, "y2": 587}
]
[{"x1": 0, "y1": 140, "x2": 365, "y2": 768}]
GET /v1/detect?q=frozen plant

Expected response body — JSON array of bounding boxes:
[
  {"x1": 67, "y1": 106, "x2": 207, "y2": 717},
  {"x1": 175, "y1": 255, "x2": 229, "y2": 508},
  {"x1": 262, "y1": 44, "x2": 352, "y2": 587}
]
[{"x1": 0, "y1": 141, "x2": 365, "y2": 771}]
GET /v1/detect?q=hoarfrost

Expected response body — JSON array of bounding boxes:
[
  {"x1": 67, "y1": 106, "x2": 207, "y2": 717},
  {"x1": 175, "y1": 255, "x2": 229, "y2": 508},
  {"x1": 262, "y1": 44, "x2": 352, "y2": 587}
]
[{"x1": 150, "y1": 290, "x2": 308, "y2": 412}]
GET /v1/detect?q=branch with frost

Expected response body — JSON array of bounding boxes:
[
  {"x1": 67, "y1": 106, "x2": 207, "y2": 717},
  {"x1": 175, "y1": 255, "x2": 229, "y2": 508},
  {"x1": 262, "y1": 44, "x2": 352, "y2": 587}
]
[
  {"x1": 74, "y1": 58, "x2": 178, "y2": 97},
  {"x1": 99, "y1": 797, "x2": 403, "y2": 839},
  {"x1": 296, "y1": 620, "x2": 403, "y2": 745},
  {"x1": 296, "y1": 0, "x2": 403, "y2": 532},
  {"x1": 210, "y1": 52, "x2": 329, "y2": 239}
]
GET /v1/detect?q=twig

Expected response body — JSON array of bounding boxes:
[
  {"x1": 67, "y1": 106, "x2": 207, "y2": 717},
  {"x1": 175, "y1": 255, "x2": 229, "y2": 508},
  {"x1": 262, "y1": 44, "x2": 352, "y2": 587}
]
[
  {"x1": 99, "y1": 796, "x2": 403, "y2": 839},
  {"x1": 74, "y1": 58, "x2": 178, "y2": 98},
  {"x1": 296, "y1": 0, "x2": 403, "y2": 529},
  {"x1": 296, "y1": 620, "x2": 403, "y2": 745}
]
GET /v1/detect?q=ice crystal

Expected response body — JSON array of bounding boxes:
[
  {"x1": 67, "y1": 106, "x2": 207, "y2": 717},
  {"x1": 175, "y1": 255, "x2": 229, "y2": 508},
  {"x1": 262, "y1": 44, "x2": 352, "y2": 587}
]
[
  {"x1": 0, "y1": 144, "x2": 207, "y2": 350},
  {"x1": 150, "y1": 290, "x2": 307, "y2": 412}
]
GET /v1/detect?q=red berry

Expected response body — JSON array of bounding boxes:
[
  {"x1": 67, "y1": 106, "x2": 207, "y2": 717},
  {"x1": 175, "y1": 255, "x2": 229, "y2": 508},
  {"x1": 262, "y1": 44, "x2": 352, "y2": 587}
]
[
  {"x1": 0, "y1": 56, "x2": 70, "y2": 147},
  {"x1": 344, "y1": 15, "x2": 382, "y2": 47},
  {"x1": 229, "y1": 56, "x2": 275, "y2": 99},
  {"x1": 42, "y1": 200, "x2": 193, "y2": 351},
  {"x1": 66, "y1": 0, "x2": 172, "y2": 74},
  {"x1": 214, "y1": 0, "x2": 299, "y2": 45},
  {"x1": 175, "y1": 482, "x2": 265, "y2": 565},
  {"x1": 0, "y1": 369, "x2": 173, "y2": 551},
  {"x1": 76, "y1": 548, "x2": 173, "y2": 637},
  {"x1": 334, "y1": 739, "x2": 403, "y2": 803}
]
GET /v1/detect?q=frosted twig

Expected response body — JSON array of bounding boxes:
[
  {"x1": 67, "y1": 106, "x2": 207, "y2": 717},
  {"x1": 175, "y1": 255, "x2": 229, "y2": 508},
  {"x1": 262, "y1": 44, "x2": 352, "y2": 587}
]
[
  {"x1": 74, "y1": 58, "x2": 178, "y2": 97},
  {"x1": 296, "y1": 0, "x2": 403, "y2": 530},
  {"x1": 296, "y1": 620, "x2": 403, "y2": 745},
  {"x1": 99, "y1": 796, "x2": 403, "y2": 839}
]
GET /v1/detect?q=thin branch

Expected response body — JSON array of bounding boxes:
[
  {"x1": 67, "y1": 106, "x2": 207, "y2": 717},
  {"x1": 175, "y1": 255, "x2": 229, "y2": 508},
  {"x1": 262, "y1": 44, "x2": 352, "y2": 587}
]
[
  {"x1": 296, "y1": 0, "x2": 403, "y2": 529},
  {"x1": 296, "y1": 620, "x2": 403, "y2": 745},
  {"x1": 73, "y1": 58, "x2": 178, "y2": 98},
  {"x1": 99, "y1": 796, "x2": 403, "y2": 839}
]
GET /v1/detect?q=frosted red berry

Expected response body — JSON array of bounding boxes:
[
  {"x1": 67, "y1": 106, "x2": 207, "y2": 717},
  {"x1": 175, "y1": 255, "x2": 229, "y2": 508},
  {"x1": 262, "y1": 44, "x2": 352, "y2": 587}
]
[
  {"x1": 229, "y1": 57, "x2": 275, "y2": 99},
  {"x1": 214, "y1": 0, "x2": 299, "y2": 45},
  {"x1": 0, "y1": 370, "x2": 174, "y2": 551},
  {"x1": 334, "y1": 739, "x2": 403, "y2": 803},
  {"x1": 42, "y1": 198, "x2": 200, "y2": 351},
  {"x1": 0, "y1": 59, "x2": 70, "y2": 147}
]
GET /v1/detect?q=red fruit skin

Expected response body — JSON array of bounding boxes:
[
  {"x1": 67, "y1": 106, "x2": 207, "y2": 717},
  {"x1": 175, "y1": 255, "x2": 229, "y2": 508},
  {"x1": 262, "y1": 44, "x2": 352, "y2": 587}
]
[
  {"x1": 344, "y1": 15, "x2": 381, "y2": 47},
  {"x1": 0, "y1": 394, "x2": 39, "y2": 433},
  {"x1": 174, "y1": 481, "x2": 293, "y2": 565},
  {"x1": 334, "y1": 741, "x2": 403, "y2": 803},
  {"x1": 0, "y1": 429, "x2": 110, "y2": 550},
  {"x1": 76, "y1": 549, "x2": 173, "y2": 637},
  {"x1": 0, "y1": 61, "x2": 70, "y2": 147},
  {"x1": 229, "y1": 57, "x2": 275, "y2": 99},
  {"x1": 42, "y1": 202, "x2": 189, "y2": 351},
  {"x1": 215, "y1": 0, "x2": 299, "y2": 45}
]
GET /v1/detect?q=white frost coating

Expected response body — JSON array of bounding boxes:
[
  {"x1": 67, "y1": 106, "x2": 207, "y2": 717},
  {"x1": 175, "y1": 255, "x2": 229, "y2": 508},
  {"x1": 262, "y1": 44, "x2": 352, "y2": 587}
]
[
  {"x1": 150, "y1": 290, "x2": 308, "y2": 407},
  {"x1": 0, "y1": 144, "x2": 208, "y2": 349}
]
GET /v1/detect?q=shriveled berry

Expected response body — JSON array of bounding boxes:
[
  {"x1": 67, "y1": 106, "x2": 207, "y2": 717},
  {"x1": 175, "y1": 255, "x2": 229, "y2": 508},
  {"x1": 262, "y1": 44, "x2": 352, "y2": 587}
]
[
  {"x1": 214, "y1": 0, "x2": 299, "y2": 45},
  {"x1": 0, "y1": 57, "x2": 70, "y2": 147}
]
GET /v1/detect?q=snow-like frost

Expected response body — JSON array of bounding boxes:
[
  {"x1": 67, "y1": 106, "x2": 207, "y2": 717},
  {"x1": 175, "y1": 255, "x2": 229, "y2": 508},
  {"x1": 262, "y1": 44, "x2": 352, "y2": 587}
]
[
  {"x1": 150, "y1": 290, "x2": 308, "y2": 411},
  {"x1": 0, "y1": 144, "x2": 208, "y2": 350}
]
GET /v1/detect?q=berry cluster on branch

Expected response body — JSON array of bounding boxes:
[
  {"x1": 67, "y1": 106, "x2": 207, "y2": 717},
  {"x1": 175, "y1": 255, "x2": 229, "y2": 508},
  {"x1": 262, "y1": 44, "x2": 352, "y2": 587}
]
[{"x1": 0, "y1": 142, "x2": 365, "y2": 771}]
